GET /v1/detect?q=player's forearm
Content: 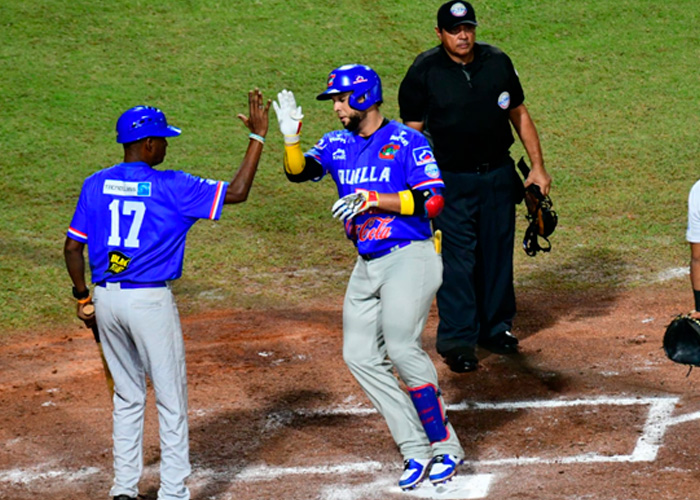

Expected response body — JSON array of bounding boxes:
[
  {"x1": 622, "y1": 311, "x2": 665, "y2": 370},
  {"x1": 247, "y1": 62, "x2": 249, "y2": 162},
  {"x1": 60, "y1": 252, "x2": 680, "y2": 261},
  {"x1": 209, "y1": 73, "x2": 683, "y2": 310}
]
[
  {"x1": 225, "y1": 140, "x2": 264, "y2": 204},
  {"x1": 64, "y1": 237, "x2": 88, "y2": 291},
  {"x1": 283, "y1": 142, "x2": 306, "y2": 175},
  {"x1": 375, "y1": 193, "x2": 402, "y2": 213},
  {"x1": 369, "y1": 189, "x2": 445, "y2": 217}
]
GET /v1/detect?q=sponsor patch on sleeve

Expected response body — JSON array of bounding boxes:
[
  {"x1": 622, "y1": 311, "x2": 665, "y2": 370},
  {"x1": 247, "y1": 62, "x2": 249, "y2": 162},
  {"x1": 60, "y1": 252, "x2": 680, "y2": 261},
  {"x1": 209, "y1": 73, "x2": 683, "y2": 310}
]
[
  {"x1": 424, "y1": 163, "x2": 440, "y2": 179},
  {"x1": 412, "y1": 146, "x2": 436, "y2": 166}
]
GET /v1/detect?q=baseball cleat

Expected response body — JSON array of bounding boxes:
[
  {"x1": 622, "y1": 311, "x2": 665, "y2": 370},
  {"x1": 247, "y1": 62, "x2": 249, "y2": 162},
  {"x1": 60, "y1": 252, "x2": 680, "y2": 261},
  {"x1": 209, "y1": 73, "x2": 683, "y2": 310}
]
[
  {"x1": 398, "y1": 458, "x2": 431, "y2": 490},
  {"x1": 428, "y1": 454, "x2": 462, "y2": 484}
]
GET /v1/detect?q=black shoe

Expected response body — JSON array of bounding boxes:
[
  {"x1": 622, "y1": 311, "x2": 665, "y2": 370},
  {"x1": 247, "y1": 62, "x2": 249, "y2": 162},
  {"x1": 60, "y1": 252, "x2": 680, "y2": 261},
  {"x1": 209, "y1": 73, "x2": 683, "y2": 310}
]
[
  {"x1": 113, "y1": 496, "x2": 136, "y2": 500},
  {"x1": 479, "y1": 331, "x2": 519, "y2": 354},
  {"x1": 443, "y1": 347, "x2": 479, "y2": 373}
]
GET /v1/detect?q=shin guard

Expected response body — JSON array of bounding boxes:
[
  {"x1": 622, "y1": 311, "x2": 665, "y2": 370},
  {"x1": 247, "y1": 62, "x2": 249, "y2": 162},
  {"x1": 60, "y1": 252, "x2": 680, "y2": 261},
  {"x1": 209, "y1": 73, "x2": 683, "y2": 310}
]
[{"x1": 408, "y1": 384, "x2": 449, "y2": 443}]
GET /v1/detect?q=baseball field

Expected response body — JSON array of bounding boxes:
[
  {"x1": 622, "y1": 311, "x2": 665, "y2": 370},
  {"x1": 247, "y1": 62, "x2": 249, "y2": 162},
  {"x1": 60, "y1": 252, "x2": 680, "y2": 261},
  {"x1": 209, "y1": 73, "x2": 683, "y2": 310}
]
[{"x1": 1, "y1": 0, "x2": 700, "y2": 499}]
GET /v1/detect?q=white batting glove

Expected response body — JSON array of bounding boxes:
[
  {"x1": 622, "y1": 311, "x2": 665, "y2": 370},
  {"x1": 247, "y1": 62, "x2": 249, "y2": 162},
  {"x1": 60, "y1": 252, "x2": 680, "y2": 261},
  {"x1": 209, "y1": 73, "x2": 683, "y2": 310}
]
[
  {"x1": 273, "y1": 89, "x2": 304, "y2": 145},
  {"x1": 331, "y1": 189, "x2": 380, "y2": 222}
]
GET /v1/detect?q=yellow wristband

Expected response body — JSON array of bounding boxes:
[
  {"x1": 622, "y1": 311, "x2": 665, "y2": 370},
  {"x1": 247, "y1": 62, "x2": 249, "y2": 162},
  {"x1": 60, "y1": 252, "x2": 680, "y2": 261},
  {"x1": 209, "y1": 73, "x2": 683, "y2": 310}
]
[
  {"x1": 398, "y1": 190, "x2": 415, "y2": 215},
  {"x1": 77, "y1": 296, "x2": 92, "y2": 304}
]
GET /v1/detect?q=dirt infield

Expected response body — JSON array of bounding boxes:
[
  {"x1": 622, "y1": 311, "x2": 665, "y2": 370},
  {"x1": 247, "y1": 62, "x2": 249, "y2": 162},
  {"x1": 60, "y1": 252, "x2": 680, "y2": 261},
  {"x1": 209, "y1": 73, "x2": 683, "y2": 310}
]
[{"x1": 2, "y1": 280, "x2": 700, "y2": 500}]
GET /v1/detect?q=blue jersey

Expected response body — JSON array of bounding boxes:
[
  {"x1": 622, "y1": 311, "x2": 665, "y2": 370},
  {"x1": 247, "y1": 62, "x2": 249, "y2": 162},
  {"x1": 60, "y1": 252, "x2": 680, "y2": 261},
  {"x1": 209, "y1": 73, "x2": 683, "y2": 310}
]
[
  {"x1": 306, "y1": 120, "x2": 444, "y2": 256},
  {"x1": 67, "y1": 162, "x2": 227, "y2": 284}
]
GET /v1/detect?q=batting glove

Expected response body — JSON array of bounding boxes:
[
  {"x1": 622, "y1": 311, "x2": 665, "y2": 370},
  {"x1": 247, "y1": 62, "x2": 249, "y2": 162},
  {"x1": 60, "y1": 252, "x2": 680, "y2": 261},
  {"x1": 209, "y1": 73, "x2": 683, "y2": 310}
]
[
  {"x1": 273, "y1": 89, "x2": 304, "y2": 145},
  {"x1": 332, "y1": 189, "x2": 380, "y2": 221}
]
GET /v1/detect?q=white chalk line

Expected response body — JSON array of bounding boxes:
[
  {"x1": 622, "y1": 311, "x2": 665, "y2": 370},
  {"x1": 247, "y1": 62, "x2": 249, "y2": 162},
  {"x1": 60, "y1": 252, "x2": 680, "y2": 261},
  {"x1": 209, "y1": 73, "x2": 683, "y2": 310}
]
[
  {"x1": 3, "y1": 395, "x2": 699, "y2": 498},
  {"x1": 0, "y1": 466, "x2": 100, "y2": 485},
  {"x1": 233, "y1": 395, "x2": 682, "y2": 480}
]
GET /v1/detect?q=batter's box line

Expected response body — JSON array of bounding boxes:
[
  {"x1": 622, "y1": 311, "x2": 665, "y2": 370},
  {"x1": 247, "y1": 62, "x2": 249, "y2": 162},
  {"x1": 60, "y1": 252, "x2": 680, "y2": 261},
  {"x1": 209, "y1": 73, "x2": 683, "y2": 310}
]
[{"x1": 236, "y1": 395, "x2": 689, "y2": 482}]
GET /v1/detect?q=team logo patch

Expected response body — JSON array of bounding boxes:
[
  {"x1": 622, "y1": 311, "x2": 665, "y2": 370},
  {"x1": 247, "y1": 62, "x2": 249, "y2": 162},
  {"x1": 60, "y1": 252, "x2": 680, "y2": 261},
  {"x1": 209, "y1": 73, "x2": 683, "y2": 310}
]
[
  {"x1": 498, "y1": 91, "x2": 511, "y2": 110},
  {"x1": 353, "y1": 75, "x2": 368, "y2": 85},
  {"x1": 379, "y1": 143, "x2": 401, "y2": 160},
  {"x1": 451, "y1": 2, "x2": 468, "y2": 17},
  {"x1": 332, "y1": 149, "x2": 346, "y2": 160},
  {"x1": 107, "y1": 251, "x2": 131, "y2": 275},
  {"x1": 412, "y1": 146, "x2": 435, "y2": 166},
  {"x1": 327, "y1": 73, "x2": 336, "y2": 87},
  {"x1": 424, "y1": 163, "x2": 440, "y2": 179},
  {"x1": 104, "y1": 180, "x2": 152, "y2": 197}
]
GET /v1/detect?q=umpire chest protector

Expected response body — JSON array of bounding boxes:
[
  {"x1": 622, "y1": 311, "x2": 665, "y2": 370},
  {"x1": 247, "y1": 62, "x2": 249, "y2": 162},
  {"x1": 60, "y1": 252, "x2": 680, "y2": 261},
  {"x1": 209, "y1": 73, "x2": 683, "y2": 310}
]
[{"x1": 399, "y1": 43, "x2": 525, "y2": 172}]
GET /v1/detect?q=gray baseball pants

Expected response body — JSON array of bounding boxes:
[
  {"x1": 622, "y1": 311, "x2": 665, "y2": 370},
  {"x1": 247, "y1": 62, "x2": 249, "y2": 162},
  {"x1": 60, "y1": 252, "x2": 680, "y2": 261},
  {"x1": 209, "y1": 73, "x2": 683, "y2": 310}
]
[
  {"x1": 342, "y1": 239, "x2": 464, "y2": 460},
  {"x1": 94, "y1": 283, "x2": 190, "y2": 500}
]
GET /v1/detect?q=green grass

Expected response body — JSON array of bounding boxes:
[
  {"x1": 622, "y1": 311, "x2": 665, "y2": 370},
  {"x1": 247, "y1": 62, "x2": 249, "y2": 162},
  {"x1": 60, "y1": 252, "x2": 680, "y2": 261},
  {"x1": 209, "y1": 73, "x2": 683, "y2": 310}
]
[{"x1": 1, "y1": 0, "x2": 698, "y2": 331}]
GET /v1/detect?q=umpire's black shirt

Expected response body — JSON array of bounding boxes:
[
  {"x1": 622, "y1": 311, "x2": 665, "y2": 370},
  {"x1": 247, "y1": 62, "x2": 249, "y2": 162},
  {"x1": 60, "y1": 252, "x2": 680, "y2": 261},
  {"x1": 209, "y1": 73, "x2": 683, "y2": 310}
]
[{"x1": 399, "y1": 42, "x2": 524, "y2": 173}]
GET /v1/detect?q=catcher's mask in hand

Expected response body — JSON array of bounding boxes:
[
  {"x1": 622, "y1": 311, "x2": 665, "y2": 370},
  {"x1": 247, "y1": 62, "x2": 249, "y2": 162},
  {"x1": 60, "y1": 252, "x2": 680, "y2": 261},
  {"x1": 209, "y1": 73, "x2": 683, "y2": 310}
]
[{"x1": 517, "y1": 157, "x2": 558, "y2": 257}]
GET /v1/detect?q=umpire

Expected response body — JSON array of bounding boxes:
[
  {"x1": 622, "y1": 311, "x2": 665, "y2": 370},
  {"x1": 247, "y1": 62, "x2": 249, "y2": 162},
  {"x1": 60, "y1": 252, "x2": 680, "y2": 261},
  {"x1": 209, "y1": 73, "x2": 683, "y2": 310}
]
[{"x1": 398, "y1": 1, "x2": 552, "y2": 372}]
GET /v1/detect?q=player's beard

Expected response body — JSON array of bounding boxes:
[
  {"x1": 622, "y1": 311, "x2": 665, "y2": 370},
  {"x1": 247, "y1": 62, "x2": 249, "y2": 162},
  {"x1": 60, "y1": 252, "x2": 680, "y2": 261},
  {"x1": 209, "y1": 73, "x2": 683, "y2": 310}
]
[{"x1": 343, "y1": 109, "x2": 368, "y2": 132}]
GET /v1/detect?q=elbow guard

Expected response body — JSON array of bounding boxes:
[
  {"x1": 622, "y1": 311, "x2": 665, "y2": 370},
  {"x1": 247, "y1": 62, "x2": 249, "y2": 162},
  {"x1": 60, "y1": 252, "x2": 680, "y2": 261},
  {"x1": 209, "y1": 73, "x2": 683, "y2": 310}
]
[
  {"x1": 424, "y1": 191, "x2": 445, "y2": 218},
  {"x1": 402, "y1": 188, "x2": 444, "y2": 218}
]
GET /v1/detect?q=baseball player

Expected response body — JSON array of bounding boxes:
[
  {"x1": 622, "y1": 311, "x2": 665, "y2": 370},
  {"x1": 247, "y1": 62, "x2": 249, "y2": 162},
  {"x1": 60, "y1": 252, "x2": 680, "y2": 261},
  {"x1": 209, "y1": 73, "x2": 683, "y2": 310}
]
[
  {"x1": 273, "y1": 65, "x2": 464, "y2": 490},
  {"x1": 64, "y1": 91, "x2": 270, "y2": 500}
]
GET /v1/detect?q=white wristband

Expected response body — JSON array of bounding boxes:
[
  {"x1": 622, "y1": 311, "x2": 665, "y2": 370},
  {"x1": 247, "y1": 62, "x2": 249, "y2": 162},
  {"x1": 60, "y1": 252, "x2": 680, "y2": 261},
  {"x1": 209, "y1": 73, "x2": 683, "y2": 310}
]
[
  {"x1": 284, "y1": 134, "x2": 300, "y2": 146},
  {"x1": 249, "y1": 133, "x2": 265, "y2": 144}
]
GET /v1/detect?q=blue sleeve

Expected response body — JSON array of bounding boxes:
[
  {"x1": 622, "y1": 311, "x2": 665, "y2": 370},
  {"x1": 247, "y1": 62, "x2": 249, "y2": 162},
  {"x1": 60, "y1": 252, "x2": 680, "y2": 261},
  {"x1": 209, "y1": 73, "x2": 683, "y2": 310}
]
[
  {"x1": 67, "y1": 179, "x2": 90, "y2": 242},
  {"x1": 404, "y1": 132, "x2": 445, "y2": 191},
  {"x1": 304, "y1": 134, "x2": 332, "y2": 180},
  {"x1": 171, "y1": 171, "x2": 228, "y2": 220}
]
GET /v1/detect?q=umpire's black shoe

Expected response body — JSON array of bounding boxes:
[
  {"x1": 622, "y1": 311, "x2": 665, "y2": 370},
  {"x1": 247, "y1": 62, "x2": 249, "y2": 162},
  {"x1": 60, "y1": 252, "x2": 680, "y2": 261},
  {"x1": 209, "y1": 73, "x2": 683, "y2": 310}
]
[
  {"x1": 479, "y1": 331, "x2": 519, "y2": 354},
  {"x1": 443, "y1": 347, "x2": 479, "y2": 373},
  {"x1": 113, "y1": 495, "x2": 136, "y2": 500}
]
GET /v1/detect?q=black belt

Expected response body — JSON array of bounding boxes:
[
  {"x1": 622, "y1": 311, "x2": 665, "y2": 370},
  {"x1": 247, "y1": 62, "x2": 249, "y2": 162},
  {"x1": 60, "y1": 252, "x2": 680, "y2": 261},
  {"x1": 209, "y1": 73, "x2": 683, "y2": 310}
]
[
  {"x1": 360, "y1": 241, "x2": 412, "y2": 261},
  {"x1": 96, "y1": 281, "x2": 168, "y2": 289}
]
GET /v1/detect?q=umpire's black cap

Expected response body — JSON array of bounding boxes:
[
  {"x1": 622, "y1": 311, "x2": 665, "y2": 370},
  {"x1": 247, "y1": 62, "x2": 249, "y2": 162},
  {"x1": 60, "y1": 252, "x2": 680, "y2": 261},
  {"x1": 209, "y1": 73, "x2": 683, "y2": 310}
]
[{"x1": 437, "y1": 1, "x2": 478, "y2": 30}]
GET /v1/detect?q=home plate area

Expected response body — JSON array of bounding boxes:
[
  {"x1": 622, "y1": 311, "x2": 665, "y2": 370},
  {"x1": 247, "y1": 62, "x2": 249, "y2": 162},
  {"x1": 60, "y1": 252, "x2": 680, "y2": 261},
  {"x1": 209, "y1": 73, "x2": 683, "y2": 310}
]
[{"x1": 210, "y1": 394, "x2": 696, "y2": 499}]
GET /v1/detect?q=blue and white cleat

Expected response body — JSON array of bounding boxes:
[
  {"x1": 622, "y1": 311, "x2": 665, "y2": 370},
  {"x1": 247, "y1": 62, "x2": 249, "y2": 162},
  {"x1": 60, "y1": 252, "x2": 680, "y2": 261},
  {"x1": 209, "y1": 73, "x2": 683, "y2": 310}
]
[
  {"x1": 398, "y1": 458, "x2": 431, "y2": 490},
  {"x1": 428, "y1": 454, "x2": 462, "y2": 484}
]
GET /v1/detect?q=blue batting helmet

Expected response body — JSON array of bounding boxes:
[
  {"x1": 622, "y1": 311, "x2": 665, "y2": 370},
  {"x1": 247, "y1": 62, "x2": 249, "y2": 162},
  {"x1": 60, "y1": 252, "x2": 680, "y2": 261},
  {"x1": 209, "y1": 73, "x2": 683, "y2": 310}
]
[
  {"x1": 116, "y1": 106, "x2": 181, "y2": 144},
  {"x1": 316, "y1": 64, "x2": 383, "y2": 111}
]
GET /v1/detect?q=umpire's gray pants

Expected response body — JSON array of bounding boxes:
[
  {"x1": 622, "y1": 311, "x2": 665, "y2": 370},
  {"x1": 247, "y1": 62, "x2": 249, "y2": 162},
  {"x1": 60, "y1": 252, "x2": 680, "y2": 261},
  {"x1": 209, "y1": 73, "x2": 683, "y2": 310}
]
[{"x1": 343, "y1": 239, "x2": 464, "y2": 460}]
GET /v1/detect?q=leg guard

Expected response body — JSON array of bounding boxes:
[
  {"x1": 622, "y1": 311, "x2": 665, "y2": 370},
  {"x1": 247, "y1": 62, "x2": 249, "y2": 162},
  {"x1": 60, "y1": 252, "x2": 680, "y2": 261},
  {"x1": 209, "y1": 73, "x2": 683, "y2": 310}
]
[{"x1": 408, "y1": 384, "x2": 449, "y2": 443}]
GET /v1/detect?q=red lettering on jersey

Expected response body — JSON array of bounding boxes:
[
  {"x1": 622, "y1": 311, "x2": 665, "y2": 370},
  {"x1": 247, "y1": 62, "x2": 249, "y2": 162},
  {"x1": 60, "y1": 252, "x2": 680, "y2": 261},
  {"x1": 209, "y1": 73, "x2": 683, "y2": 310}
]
[{"x1": 357, "y1": 216, "x2": 395, "y2": 242}]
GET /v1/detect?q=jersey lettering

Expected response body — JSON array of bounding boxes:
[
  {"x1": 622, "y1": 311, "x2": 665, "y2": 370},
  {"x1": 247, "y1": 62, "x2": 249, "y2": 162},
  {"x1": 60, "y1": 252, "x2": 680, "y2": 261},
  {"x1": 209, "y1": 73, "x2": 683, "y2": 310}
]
[
  {"x1": 338, "y1": 166, "x2": 391, "y2": 185},
  {"x1": 108, "y1": 200, "x2": 146, "y2": 248}
]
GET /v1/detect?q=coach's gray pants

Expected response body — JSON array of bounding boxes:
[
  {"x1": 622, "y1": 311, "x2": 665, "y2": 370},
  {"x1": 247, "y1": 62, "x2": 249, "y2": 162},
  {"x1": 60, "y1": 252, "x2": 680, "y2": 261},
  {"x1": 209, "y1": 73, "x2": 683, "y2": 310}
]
[
  {"x1": 343, "y1": 239, "x2": 464, "y2": 460},
  {"x1": 94, "y1": 283, "x2": 190, "y2": 500}
]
